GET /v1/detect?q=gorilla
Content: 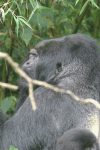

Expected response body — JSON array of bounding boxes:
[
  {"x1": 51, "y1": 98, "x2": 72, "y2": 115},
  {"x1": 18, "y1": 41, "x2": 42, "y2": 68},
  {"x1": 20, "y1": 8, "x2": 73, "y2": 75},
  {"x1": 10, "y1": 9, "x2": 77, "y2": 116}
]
[{"x1": 0, "y1": 33, "x2": 100, "y2": 150}]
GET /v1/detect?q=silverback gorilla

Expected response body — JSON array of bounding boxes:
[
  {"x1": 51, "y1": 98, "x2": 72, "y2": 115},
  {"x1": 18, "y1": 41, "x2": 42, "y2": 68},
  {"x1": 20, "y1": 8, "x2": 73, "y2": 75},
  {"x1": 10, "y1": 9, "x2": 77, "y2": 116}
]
[{"x1": 0, "y1": 33, "x2": 100, "y2": 150}]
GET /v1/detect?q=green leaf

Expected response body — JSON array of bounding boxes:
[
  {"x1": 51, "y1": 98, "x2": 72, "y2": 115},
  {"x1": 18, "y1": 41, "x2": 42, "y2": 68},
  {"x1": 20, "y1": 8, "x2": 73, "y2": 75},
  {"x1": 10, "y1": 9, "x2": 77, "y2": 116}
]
[
  {"x1": 16, "y1": 18, "x2": 19, "y2": 36},
  {"x1": 90, "y1": 0, "x2": 99, "y2": 9},
  {"x1": 29, "y1": 0, "x2": 34, "y2": 8},
  {"x1": 37, "y1": 9, "x2": 40, "y2": 24},
  {"x1": 29, "y1": 12, "x2": 38, "y2": 25},
  {"x1": 42, "y1": 9, "x2": 53, "y2": 18},
  {"x1": 0, "y1": 97, "x2": 13, "y2": 113},
  {"x1": 75, "y1": 0, "x2": 79, "y2": 5},
  {"x1": 18, "y1": 17, "x2": 32, "y2": 30},
  {"x1": 14, "y1": 1, "x2": 21, "y2": 15},
  {"x1": 9, "y1": 145, "x2": 18, "y2": 150},
  {"x1": 38, "y1": 16, "x2": 49, "y2": 28},
  {"x1": 28, "y1": 7, "x2": 37, "y2": 21},
  {"x1": 17, "y1": 16, "x2": 27, "y2": 20},
  {"x1": 4, "y1": 8, "x2": 10, "y2": 16},
  {"x1": 21, "y1": 27, "x2": 32, "y2": 46},
  {"x1": 21, "y1": 0, "x2": 23, "y2": 4},
  {"x1": 13, "y1": 16, "x2": 19, "y2": 36},
  {"x1": 4, "y1": 2, "x2": 14, "y2": 16},
  {"x1": 0, "y1": 1, "x2": 3, "y2": 5},
  {"x1": 5, "y1": 38, "x2": 11, "y2": 49},
  {"x1": 79, "y1": 0, "x2": 89, "y2": 15},
  {"x1": 19, "y1": 21, "x2": 24, "y2": 33}
]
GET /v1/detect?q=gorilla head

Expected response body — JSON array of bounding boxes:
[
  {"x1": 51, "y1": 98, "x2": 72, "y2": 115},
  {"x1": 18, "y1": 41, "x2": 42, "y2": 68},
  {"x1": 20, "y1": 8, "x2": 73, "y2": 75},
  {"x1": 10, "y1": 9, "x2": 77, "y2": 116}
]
[{"x1": 5, "y1": 33, "x2": 100, "y2": 150}]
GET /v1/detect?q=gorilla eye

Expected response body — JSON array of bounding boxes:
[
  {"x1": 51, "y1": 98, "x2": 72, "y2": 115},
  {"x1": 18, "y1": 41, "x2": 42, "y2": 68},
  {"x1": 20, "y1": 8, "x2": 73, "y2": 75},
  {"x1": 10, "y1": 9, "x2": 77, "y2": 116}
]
[{"x1": 56, "y1": 63, "x2": 62, "y2": 72}]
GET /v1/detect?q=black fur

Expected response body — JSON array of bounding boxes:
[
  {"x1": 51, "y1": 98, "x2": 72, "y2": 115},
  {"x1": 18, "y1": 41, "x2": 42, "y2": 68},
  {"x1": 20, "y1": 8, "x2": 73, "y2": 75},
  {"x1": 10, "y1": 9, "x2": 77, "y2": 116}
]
[{"x1": 1, "y1": 34, "x2": 100, "y2": 150}]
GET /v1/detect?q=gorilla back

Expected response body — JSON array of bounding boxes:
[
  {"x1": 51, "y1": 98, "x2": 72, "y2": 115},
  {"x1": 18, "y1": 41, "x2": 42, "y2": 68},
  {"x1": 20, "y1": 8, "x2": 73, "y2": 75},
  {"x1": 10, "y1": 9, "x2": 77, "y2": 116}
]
[{"x1": 0, "y1": 34, "x2": 100, "y2": 150}]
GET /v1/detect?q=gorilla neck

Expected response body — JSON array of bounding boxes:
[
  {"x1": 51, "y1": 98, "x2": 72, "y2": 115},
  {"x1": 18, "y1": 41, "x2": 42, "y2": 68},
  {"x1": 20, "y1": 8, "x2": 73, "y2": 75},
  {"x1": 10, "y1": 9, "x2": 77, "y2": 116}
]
[{"x1": 58, "y1": 76, "x2": 99, "y2": 101}]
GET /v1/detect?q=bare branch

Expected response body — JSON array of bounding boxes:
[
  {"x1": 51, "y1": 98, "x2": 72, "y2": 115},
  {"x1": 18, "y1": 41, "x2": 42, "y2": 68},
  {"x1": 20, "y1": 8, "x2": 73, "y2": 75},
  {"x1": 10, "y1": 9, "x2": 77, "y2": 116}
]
[
  {"x1": 29, "y1": 83, "x2": 37, "y2": 110},
  {"x1": 0, "y1": 82, "x2": 18, "y2": 90}
]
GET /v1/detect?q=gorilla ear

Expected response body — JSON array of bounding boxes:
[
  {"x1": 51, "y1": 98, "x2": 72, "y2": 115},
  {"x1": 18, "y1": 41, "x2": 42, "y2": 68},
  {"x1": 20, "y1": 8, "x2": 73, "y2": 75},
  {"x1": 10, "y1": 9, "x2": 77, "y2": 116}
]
[{"x1": 56, "y1": 63, "x2": 62, "y2": 72}]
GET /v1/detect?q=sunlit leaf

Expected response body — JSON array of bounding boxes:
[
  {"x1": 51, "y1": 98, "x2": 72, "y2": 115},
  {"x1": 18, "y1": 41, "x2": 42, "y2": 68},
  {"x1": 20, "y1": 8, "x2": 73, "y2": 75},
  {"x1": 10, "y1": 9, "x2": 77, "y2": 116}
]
[
  {"x1": 28, "y1": 7, "x2": 37, "y2": 21},
  {"x1": 14, "y1": 1, "x2": 21, "y2": 15},
  {"x1": 9, "y1": 145, "x2": 18, "y2": 150},
  {"x1": 21, "y1": 0, "x2": 23, "y2": 4},
  {"x1": 17, "y1": 16, "x2": 27, "y2": 20},
  {"x1": 18, "y1": 17, "x2": 32, "y2": 30},
  {"x1": 79, "y1": 0, "x2": 89, "y2": 15},
  {"x1": 75, "y1": 0, "x2": 79, "y2": 5},
  {"x1": 16, "y1": 18, "x2": 19, "y2": 36},
  {"x1": 4, "y1": 3, "x2": 14, "y2": 16},
  {"x1": 29, "y1": 0, "x2": 34, "y2": 8},
  {"x1": 4, "y1": 8, "x2": 10, "y2": 16},
  {"x1": 90, "y1": 0, "x2": 99, "y2": 9}
]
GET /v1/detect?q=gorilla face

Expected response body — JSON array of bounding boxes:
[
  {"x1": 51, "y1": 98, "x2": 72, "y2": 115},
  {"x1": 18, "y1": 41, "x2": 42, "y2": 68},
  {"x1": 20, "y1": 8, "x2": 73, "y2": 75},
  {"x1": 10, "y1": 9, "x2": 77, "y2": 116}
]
[
  {"x1": 18, "y1": 48, "x2": 39, "y2": 91},
  {"x1": 20, "y1": 49, "x2": 39, "y2": 82}
]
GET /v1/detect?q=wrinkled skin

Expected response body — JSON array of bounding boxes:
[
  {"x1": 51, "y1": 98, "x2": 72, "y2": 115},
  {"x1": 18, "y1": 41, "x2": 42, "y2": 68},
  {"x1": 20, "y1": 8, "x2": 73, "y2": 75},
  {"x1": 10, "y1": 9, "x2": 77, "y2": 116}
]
[{"x1": 0, "y1": 33, "x2": 100, "y2": 150}]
